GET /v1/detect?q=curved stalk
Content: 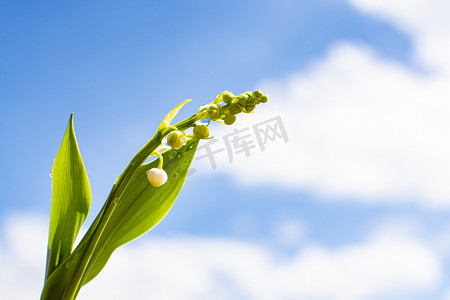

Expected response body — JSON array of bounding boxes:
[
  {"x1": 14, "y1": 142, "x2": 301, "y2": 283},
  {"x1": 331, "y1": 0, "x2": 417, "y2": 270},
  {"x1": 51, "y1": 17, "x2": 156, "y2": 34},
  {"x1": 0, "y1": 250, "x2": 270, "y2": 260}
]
[{"x1": 61, "y1": 115, "x2": 198, "y2": 299}]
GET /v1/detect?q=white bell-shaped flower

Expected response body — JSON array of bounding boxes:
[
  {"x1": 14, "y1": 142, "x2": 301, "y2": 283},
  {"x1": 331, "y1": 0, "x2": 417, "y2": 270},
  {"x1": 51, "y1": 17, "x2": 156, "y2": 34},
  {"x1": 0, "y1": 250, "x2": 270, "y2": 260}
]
[{"x1": 146, "y1": 168, "x2": 168, "y2": 187}]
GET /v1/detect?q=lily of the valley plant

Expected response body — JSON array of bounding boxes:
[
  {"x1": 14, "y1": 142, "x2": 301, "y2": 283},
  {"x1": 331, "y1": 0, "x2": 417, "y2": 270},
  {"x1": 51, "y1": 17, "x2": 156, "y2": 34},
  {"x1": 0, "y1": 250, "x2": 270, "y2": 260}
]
[{"x1": 41, "y1": 90, "x2": 268, "y2": 299}]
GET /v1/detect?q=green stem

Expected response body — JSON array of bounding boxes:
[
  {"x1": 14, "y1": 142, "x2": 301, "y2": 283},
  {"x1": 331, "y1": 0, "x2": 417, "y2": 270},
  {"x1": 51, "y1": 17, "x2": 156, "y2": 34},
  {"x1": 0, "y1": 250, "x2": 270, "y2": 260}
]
[
  {"x1": 61, "y1": 116, "x2": 199, "y2": 299},
  {"x1": 173, "y1": 114, "x2": 198, "y2": 132},
  {"x1": 62, "y1": 131, "x2": 163, "y2": 299},
  {"x1": 61, "y1": 199, "x2": 118, "y2": 299},
  {"x1": 152, "y1": 151, "x2": 164, "y2": 169}
]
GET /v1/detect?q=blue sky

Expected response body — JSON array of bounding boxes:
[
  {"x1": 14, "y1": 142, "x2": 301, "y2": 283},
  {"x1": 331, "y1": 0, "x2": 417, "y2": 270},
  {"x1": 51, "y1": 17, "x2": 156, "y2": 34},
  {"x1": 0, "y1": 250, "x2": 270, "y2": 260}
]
[{"x1": 2, "y1": 0, "x2": 450, "y2": 299}]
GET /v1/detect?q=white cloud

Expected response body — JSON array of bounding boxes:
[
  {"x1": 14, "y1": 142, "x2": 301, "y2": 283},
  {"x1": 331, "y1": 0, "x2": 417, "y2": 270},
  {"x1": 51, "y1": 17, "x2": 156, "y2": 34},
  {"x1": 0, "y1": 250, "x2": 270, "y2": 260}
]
[
  {"x1": 61, "y1": 219, "x2": 446, "y2": 300},
  {"x1": 444, "y1": 288, "x2": 450, "y2": 300},
  {"x1": 0, "y1": 214, "x2": 47, "y2": 300},
  {"x1": 273, "y1": 219, "x2": 308, "y2": 247},
  {"x1": 199, "y1": 41, "x2": 450, "y2": 207},
  {"x1": 349, "y1": 0, "x2": 450, "y2": 70},
  {"x1": 192, "y1": 0, "x2": 450, "y2": 207},
  {"x1": 1, "y1": 213, "x2": 443, "y2": 300}
]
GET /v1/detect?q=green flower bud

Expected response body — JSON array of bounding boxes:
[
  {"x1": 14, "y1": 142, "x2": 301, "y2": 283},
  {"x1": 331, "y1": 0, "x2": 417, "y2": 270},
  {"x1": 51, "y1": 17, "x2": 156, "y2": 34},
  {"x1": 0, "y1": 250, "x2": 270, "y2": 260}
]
[
  {"x1": 260, "y1": 95, "x2": 268, "y2": 103},
  {"x1": 193, "y1": 124, "x2": 210, "y2": 139},
  {"x1": 196, "y1": 105, "x2": 212, "y2": 120},
  {"x1": 247, "y1": 97, "x2": 257, "y2": 105},
  {"x1": 223, "y1": 114, "x2": 236, "y2": 125},
  {"x1": 208, "y1": 104, "x2": 222, "y2": 120},
  {"x1": 147, "y1": 168, "x2": 168, "y2": 187},
  {"x1": 252, "y1": 90, "x2": 263, "y2": 98},
  {"x1": 167, "y1": 130, "x2": 185, "y2": 149},
  {"x1": 229, "y1": 103, "x2": 242, "y2": 114},
  {"x1": 222, "y1": 92, "x2": 234, "y2": 104},
  {"x1": 237, "y1": 95, "x2": 247, "y2": 106},
  {"x1": 244, "y1": 105, "x2": 255, "y2": 112},
  {"x1": 222, "y1": 106, "x2": 231, "y2": 115},
  {"x1": 238, "y1": 91, "x2": 250, "y2": 99}
]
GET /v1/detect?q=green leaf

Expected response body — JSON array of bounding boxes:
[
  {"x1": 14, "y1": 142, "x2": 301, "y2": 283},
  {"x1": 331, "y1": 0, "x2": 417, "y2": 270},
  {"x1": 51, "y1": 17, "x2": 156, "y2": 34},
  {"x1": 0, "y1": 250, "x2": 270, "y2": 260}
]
[
  {"x1": 45, "y1": 113, "x2": 91, "y2": 280},
  {"x1": 41, "y1": 138, "x2": 199, "y2": 300},
  {"x1": 157, "y1": 99, "x2": 191, "y2": 133}
]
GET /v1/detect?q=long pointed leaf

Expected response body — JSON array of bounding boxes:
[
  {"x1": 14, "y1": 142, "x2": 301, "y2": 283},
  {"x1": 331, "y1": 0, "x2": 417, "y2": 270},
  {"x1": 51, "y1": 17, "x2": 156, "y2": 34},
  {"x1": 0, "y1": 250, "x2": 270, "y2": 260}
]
[
  {"x1": 45, "y1": 114, "x2": 91, "y2": 280},
  {"x1": 41, "y1": 138, "x2": 198, "y2": 299},
  {"x1": 157, "y1": 99, "x2": 191, "y2": 133}
]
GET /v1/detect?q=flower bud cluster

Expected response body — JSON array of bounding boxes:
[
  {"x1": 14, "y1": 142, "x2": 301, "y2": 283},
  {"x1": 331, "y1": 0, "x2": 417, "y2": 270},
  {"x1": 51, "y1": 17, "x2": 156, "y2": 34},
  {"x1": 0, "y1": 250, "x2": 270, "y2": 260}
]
[
  {"x1": 146, "y1": 90, "x2": 267, "y2": 188},
  {"x1": 198, "y1": 90, "x2": 268, "y2": 125}
]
